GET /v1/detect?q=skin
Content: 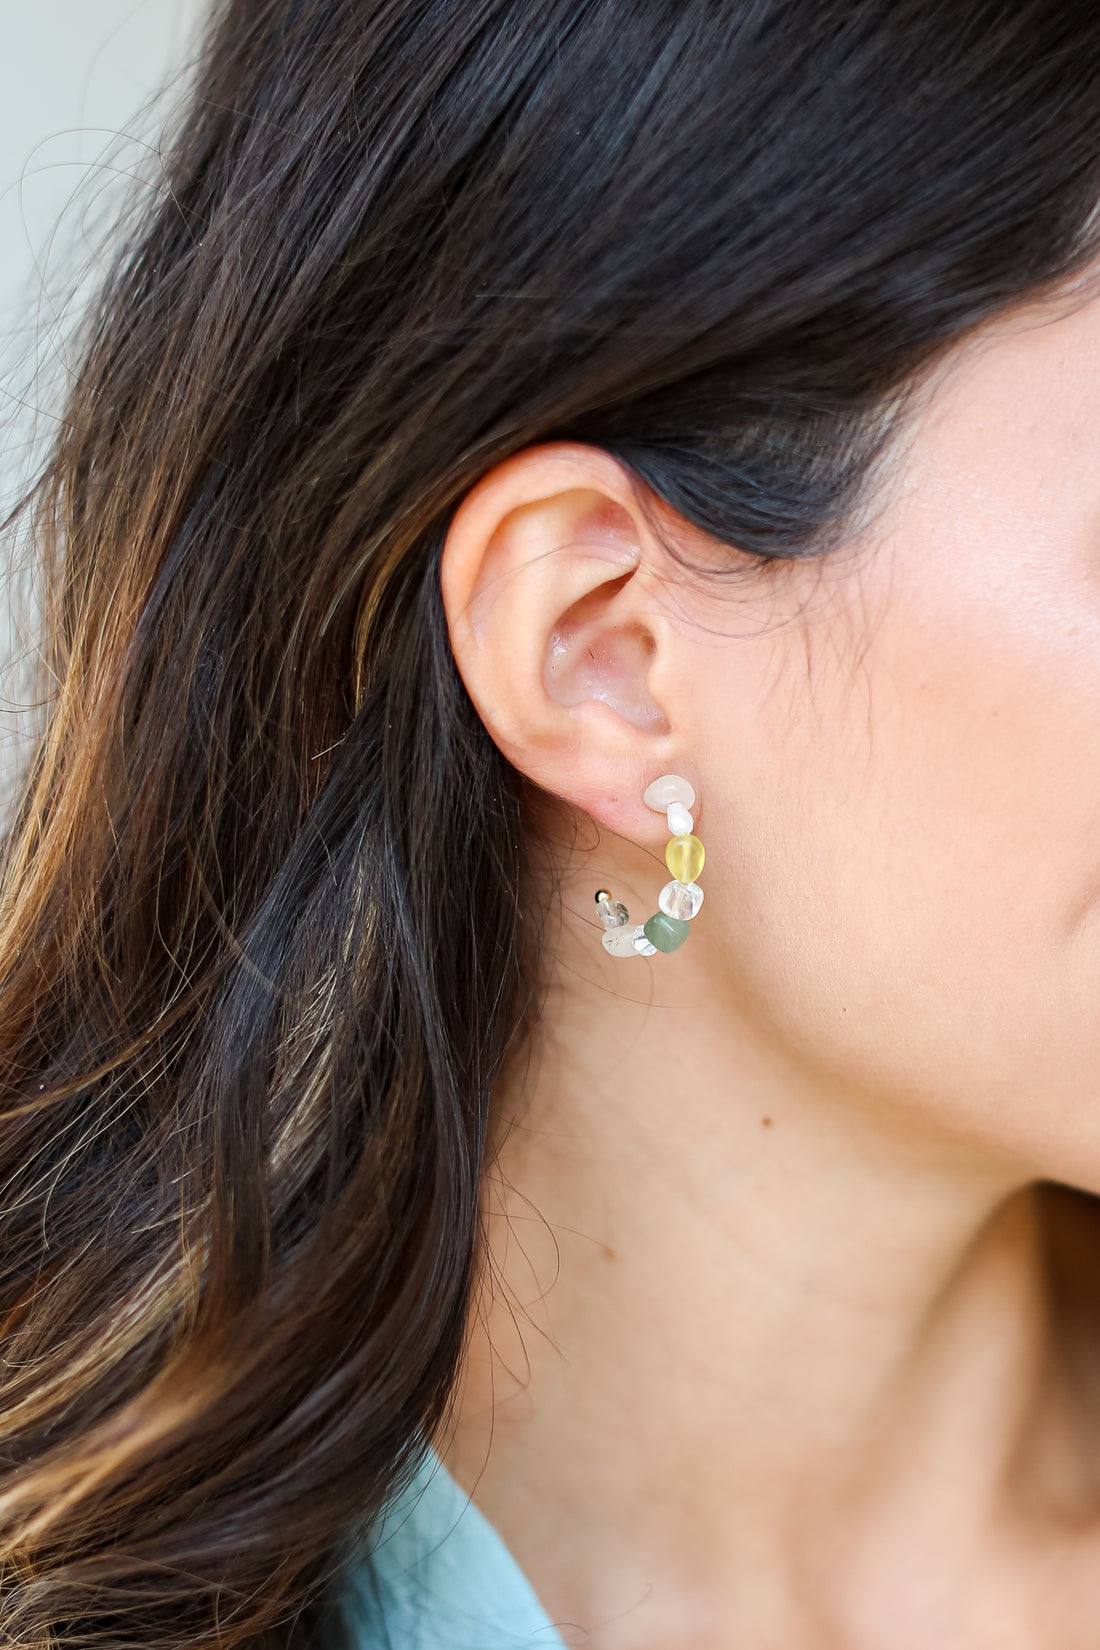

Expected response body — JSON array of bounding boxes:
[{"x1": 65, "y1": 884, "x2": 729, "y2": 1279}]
[{"x1": 436, "y1": 282, "x2": 1100, "y2": 1649}]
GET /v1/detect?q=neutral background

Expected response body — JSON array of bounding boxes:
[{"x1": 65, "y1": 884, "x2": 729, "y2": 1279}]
[
  {"x1": 1, "y1": 0, "x2": 207, "y2": 484},
  {"x1": 0, "y1": 0, "x2": 207, "y2": 799}
]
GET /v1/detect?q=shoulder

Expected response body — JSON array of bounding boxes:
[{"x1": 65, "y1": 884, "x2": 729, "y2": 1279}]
[{"x1": 341, "y1": 1450, "x2": 566, "y2": 1650}]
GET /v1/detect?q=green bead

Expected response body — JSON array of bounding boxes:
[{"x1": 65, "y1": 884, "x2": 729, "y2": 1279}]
[{"x1": 643, "y1": 912, "x2": 691, "y2": 953}]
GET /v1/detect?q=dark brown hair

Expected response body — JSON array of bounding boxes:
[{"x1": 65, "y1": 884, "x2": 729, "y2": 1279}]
[{"x1": 3, "y1": 1, "x2": 1100, "y2": 1643}]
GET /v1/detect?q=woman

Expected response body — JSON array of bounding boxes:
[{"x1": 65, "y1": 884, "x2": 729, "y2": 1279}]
[{"x1": 4, "y1": 0, "x2": 1100, "y2": 1643}]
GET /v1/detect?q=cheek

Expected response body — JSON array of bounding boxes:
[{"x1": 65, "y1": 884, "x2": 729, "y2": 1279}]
[{"x1": 703, "y1": 553, "x2": 1100, "y2": 1176}]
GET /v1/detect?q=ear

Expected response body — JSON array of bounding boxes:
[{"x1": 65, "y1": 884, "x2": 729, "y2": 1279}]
[{"x1": 440, "y1": 442, "x2": 696, "y2": 842}]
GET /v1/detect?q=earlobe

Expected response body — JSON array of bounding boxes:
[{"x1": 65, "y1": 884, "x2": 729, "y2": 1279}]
[{"x1": 439, "y1": 443, "x2": 684, "y2": 837}]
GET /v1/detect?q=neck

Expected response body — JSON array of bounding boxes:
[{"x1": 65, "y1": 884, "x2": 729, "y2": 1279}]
[{"x1": 444, "y1": 847, "x2": 1092, "y2": 1647}]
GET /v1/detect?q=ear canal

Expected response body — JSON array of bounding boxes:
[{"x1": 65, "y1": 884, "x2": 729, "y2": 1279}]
[{"x1": 544, "y1": 591, "x2": 668, "y2": 733}]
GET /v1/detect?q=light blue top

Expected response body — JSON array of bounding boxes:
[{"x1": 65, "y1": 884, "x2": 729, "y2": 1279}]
[{"x1": 343, "y1": 1450, "x2": 568, "y2": 1649}]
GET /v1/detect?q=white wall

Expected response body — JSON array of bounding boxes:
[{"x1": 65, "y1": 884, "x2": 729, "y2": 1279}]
[
  {"x1": 0, "y1": 0, "x2": 207, "y2": 303},
  {"x1": 0, "y1": 0, "x2": 208, "y2": 803},
  {"x1": 0, "y1": 0, "x2": 208, "y2": 457}
]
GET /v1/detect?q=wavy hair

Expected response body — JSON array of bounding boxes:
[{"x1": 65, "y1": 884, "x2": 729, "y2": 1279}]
[{"x1": 3, "y1": 1, "x2": 1100, "y2": 1643}]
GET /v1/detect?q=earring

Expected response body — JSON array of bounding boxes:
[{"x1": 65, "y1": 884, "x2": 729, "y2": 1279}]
[{"x1": 595, "y1": 773, "x2": 705, "y2": 957}]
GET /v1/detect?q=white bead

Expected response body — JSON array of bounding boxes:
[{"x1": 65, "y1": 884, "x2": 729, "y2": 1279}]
[
  {"x1": 666, "y1": 801, "x2": 694, "y2": 836},
  {"x1": 603, "y1": 923, "x2": 647, "y2": 957},
  {"x1": 658, "y1": 879, "x2": 705, "y2": 920},
  {"x1": 632, "y1": 930, "x2": 658, "y2": 956},
  {"x1": 643, "y1": 773, "x2": 696, "y2": 812}
]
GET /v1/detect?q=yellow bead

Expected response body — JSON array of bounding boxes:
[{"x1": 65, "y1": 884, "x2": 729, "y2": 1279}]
[{"x1": 665, "y1": 833, "x2": 704, "y2": 883}]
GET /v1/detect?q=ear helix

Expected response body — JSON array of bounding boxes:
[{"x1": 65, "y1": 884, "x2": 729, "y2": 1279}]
[{"x1": 595, "y1": 773, "x2": 705, "y2": 957}]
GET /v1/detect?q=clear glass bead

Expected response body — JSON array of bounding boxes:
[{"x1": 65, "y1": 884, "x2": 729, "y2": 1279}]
[
  {"x1": 643, "y1": 773, "x2": 697, "y2": 812},
  {"x1": 666, "y1": 801, "x2": 694, "y2": 836},
  {"x1": 603, "y1": 923, "x2": 647, "y2": 957},
  {"x1": 631, "y1": 929, "x2": 658, "y2": 957},
  {"x1": 659, "y1": 879, "x2": 704, "y2": 920},
  {"x1": 595, "y1": 894, "x2": 631, "y2": 930}
]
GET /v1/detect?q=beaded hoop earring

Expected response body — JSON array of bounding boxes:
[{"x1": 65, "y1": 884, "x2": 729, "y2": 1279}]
[{"x1": 595, "y1": 773, "x2": 705, "y2": 957}]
